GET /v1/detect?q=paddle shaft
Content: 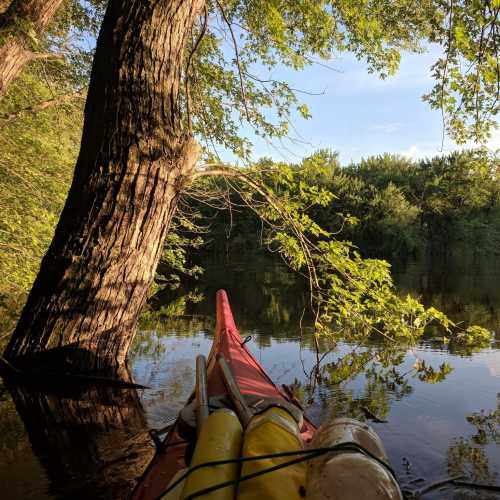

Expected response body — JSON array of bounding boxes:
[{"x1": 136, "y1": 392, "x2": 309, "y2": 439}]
[
  {"x1": 195, "y1": 354, "x2": 209, "y2": 434},
  {"x1": 217, "y1": 353, "x2": 253, "y2": 428}
]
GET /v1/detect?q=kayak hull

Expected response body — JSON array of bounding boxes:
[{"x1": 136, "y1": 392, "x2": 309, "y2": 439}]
[{"x1": 131, "y1": 289, "x2": 315, "y2": 500}]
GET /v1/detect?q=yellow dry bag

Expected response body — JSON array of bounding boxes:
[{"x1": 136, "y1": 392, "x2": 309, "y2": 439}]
[
  {"x1": 237, "y1": 407, "x2": 306, "y2": 500},
  {"x1": 181, "y1": 408, "x2": 243, "y2": 500}
]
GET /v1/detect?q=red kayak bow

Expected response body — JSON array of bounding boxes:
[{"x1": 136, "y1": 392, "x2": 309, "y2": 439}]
[{"x1": 132, "y1": 289, "x2": 315, "y2": 500}]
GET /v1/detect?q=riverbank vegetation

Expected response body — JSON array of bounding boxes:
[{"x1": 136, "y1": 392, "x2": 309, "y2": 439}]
[
  {"x1": 0, "y1": 69, "x2": 83, "y2": 335},
  {"x1": 1, "y1": 69, "x2": 498, "y2": 348}
]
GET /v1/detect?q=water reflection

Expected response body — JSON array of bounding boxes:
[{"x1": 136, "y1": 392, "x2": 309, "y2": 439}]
[
  {"x1": 1, "y1": 379, "x2": 153, "y2": 499},
  {"x1": 151, "y1": 253, "x2": 310, "y2": 336},
  {"x1": 393, "y1": 253, "x2": 500, "y2": 335},
  {"x1": 448, "y1": 402, "x2": 499, "y2": 484},
  {"x1": 131, "y1": 314, "x2": 500, "y2": 496},
  {"x1": 317, "y1": 349, "x2": 414, "y2": 421},
  {"x1": 137, "y1": 252, "x2": 500, "y2": 499}
]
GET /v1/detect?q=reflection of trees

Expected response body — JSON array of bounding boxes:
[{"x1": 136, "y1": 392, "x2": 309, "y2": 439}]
[
  {"x1": 280, "y1": 344, "x2": 441, "y2": 423},
  {"x1": 132, "y1": 312, "x2": 212, "y2": 363},
  {"x1": 447, "y1": 399, "x2": 500, "y2": 484},
  {"x1": 393, "y1": 254, "x2": 500, "y2": 336},
  {"x1": 291, "y1": 343, "x2": 458, "y2": 424},
  {"x1": 5, "y1": 379, "x2": 153, "y2": 499},
  {"x1": 0, "y1": 387, "x2": 25, "y2": 453},
  {"x1": 314, "y1": 347, "x2": 413, "y2": 421},
  {"x1": 153, "y1": 252, "x2": 310, "y2": 339},
  {"x1": 254, "y1": 333, "x2": 272, "y2": 349},
  {"x1": 153, "y1": 252, "x2": 500, "y2": 352}
]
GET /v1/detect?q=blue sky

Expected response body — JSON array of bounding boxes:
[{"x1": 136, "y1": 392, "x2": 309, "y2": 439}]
[{"x1": 226, "y1": 47, "x2": 499, "y2": 166}]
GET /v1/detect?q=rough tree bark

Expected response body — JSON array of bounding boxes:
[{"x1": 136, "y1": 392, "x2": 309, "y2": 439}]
[
  {"x1": 0, "y1": 0, "x2": 65, "y2": 98},
  {"x1": 4, "y1": 0, "x2": 204, "y2": 373}
]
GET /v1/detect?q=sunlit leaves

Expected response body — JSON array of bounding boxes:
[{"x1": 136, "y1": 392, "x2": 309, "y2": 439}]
[
  {"x1": 187, "y1": 0, "x2": 499, "y2": 155},
  {"x1": 423, "y1": 0, "x2": 499, "y2": 144},
  {"x1": 0, "y1": 70, "x2": 83, "y2": 333},
  {"x1": 201, "y1": 151, "x2": 494, "y2": 347},
  {"x1": 454, "y1": 325, "x2": 492, "y2": 346}
]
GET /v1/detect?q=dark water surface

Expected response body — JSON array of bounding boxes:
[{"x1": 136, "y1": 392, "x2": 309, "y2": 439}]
[{"x1": 1, "y1": 254, "x2": 499, "y2": 499}]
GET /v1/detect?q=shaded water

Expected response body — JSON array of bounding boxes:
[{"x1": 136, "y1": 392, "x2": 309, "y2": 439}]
[{"x1": 1, "y1": 254, "x2": 499, "y2": 499}]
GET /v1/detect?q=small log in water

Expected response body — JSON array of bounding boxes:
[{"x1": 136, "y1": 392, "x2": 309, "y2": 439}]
[{"x1": 0, "y1": 355, "x2": 148, "y2": 390}]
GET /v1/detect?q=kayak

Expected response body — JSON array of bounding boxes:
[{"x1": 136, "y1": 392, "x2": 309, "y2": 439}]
[{"x1": 131, "y1": 289, "x2": 316, "y2": 500}]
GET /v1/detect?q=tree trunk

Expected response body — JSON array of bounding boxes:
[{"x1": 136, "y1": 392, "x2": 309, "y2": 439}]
[
  {"x1": 0, "y1": 0, "x2": 64, "y2": 98},
  {"x1": 4, "y1": 0, "x2": 204, "y2": 373}
]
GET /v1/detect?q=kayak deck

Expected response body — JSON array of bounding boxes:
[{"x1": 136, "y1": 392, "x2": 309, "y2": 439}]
[{"x1": 132, "y1": 290, "x2": 315, "y2": 500}]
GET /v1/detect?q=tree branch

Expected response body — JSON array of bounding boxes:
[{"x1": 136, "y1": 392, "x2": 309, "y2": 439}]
[
  {"x1": 215, "y1": 0, "x2": 251, "y2": 121},
  {"x1": 243, "y1": 70, "x2": 326, "y2": 96},
  {"x1": 192, "y1": 164, "x2": 402, "y2": 345},
  {"x1": 0, "y1": 0, "x2": 12, "y2": 15},
  {"x1": 28, "y1": 51, "x2": 65, "y2": 61},
  {"x1": 192, "y1": 164, "x2": 321, "y2": 306},
  {"x1": 1, "y1": 88, "x2": 85, "y2": 121}
]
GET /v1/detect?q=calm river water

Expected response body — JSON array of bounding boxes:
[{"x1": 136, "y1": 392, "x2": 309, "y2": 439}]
[{"x1": 1, "y1": 253, "x2": 499, "y2": 499}]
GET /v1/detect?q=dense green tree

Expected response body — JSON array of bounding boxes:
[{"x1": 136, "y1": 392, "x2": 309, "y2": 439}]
[
  {"x1": 412, "y1": 151, "x2": 500, "y2": 253},
  {"x1": 0, "y1": 0, "x2": 104, "y2": 98},
  {"x1": 0, "y1": 68, "x2": 83, "y2": 336},
  {"x1": 0, "y1": 0, "x2": 65, "y2": 97},
  {"x1": 203, "y1": 150, "x2": 499, "y2": 259},
  {"x1": 311, "y1": 150, "x2": 500, "y2": 257}
]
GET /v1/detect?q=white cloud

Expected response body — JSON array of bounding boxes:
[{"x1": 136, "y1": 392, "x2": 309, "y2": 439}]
[
  {"x1": 329, "y1": 49, "x2": 439, "y2": 97},
  {"x1": 402, "y1": 144, "x2": 419, "y2": 159},
  {"x1": 371, "y1": 122, "x2": 407, "y2": 134},
  {"x1": 400, "y1": 142, "x2": 457, "y2": 160},
  {"x1": 399, "y1": 132, "x2": 500, "y2": 161},
  {"x1": 486, "y1": 127, "x2": 500, "y2": 151}
]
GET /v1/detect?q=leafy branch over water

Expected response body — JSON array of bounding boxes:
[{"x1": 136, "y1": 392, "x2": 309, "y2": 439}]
[{"x1": 185, "y1": 155, "x2": 493, "y2": 349}]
